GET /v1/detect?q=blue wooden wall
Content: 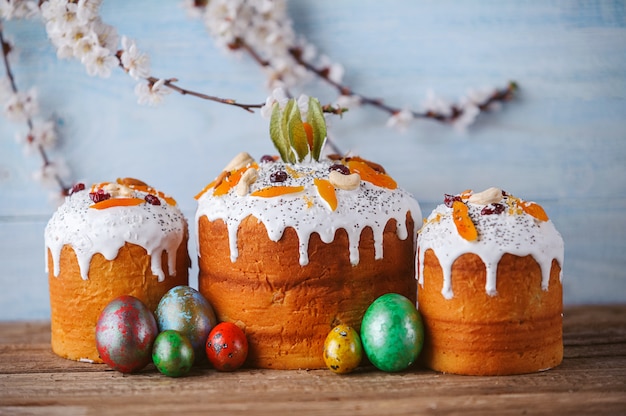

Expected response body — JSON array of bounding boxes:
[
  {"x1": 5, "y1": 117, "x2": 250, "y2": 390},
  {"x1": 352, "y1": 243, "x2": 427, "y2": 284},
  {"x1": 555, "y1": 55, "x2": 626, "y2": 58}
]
[{"x1": 1, "y1": 1, "x2": 625, "y2": 320}]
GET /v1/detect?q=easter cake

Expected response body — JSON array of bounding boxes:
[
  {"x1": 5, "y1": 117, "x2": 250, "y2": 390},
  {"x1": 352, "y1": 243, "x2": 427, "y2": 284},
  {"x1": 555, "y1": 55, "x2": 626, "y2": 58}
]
[
  {"x1": 45, "y1": 178, "x2": 190, "y2": 363},
  {"x1": 195, "y1": 98, "x2": 421, "y2": 369},
  {"x1": 417, "y1": 187, "x2": 564, "y2": 375}
]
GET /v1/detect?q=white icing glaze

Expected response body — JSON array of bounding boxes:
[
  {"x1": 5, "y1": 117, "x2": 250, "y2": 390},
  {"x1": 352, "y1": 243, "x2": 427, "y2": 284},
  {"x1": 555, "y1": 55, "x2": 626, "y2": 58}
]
[
  {"x1": 44, "y1": 185, "x2": 187, "y2": 282},
  {"x1": 417, "y1": 191, "x2": 564, "y2": 299},
  {"x1": 195, "y1": 158, "x2": 422, "y2": 266}
]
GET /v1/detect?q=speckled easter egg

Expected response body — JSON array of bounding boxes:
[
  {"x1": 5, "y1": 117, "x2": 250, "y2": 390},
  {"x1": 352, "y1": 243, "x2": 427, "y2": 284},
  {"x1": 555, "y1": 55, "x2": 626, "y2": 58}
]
[
  {"x1": 155, "y1": 286, "x2": 217, "y2": 353},
  {"x1": 95, "y1": 295, "x2": 158, "y2": 373},
  {"x1": 152, "y1": 330, "x2": 195, "y2": 377},
  {"x1": 323, "y1": 324, "x2": 363, "y2": 374},
  {"x1": 205, "y1": 322, "x2": 248, "y2": 371},
  {"x1": 360, "y1": 293, "x2": 424, "y2": 372}
]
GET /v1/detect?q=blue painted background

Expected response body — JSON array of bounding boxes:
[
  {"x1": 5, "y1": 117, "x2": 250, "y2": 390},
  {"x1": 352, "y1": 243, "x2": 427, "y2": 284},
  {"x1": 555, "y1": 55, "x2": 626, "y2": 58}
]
[{"x1": 1, "y1": 1, "x2": 625, "y2": 320}]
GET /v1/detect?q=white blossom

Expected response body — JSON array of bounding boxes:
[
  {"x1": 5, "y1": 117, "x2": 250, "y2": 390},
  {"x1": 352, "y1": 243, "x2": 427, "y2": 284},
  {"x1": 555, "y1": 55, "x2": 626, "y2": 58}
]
[
  {"x1": 3, "y1": 88, "x2": 38, "y2": 122},
  {"x1": 76, "y1": 0, "x2": 103, "y2": 23},
  {"x1": 92, "y1": 18, "x2": 119, "y2": 51},
  {"x1": 17, "y1": 120, "x2": 57, "y2": 155},
  {"x1": 200, "y1": 0, "x2": 328, "y2": 90},
  {"x1": 120, "y1": 36, "x2": 151, "y2": 80},
  {"x1": 135, "y1": 79, "x2": 171, "y2": 106},
  {"x1": 259, "y1": 87, "x2": 289, "y2": 118},
  {"x1": 33, "y1": 159, "x2": 70, "y2": 189},
  {"x1": 421, "y1": 89, "x2": 453, "y2": 118},
  {"x1": 453, "y1": 101, "x2": 480, "y2": 133},
  {"x1": 0, "y1": 0, "x2": 39, "y2": 20},
  {"x1": 82, "y1": 45, "x2": 118, "y2": 77},
  {"x1": 335, "y1": 94, "x2": 362, "y2": 110},
  {"x1": 0, "y1": 77, "x2": 12, "y2": 101},
  {"x1": 386, "y1": 109, "x2": 414, "y2": 132}
]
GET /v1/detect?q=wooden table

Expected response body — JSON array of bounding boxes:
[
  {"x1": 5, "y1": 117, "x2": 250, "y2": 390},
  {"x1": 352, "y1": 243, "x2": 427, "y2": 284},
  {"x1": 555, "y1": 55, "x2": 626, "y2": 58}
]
[{"x1": 1, "y1": 305, "x2": 625, "y2": 415}]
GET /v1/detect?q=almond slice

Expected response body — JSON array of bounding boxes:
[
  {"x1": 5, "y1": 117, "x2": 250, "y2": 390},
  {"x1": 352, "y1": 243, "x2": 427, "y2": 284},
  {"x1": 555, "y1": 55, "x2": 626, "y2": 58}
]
[
  {"x1": 224, "y1": 152, "x2": 255, "y2": 172},
  {"x1": 468, "y1": 187, "x2": 503, "y2": 205},
  {"x1": 328, "y1": 170, "x2": 360, "y2": 191}
]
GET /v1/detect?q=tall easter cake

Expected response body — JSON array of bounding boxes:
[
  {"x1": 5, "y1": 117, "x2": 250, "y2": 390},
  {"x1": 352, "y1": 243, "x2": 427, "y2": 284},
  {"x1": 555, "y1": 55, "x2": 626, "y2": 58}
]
[
  {"x1": 417, "y1": 187, "x2": 564, "y2": 375},
  {"x1": 45, "y1": 178, "x2": 190, "y2": 362},
  {"x1": 195, "y1": 97, "x2": 421, "y2": 369}
]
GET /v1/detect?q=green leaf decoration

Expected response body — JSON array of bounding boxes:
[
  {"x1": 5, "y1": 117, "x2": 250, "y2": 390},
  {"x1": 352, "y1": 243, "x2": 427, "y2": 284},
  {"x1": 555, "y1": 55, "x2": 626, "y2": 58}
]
[
  {"x1": 269, "y1": 102, "x2": 291, "y2": 163},
  {"x1": 288, "y1": 104, "x2": 309, "y2": 162},
  {"x1": 307, "y1": 97, "x2": 327, "y2": 161},
  {"x1": 281, "y1": 99, "x2": 296, "y2": 163},
  {"x1": 267, "y1": 96, "x2": 328, "y2": 163}
]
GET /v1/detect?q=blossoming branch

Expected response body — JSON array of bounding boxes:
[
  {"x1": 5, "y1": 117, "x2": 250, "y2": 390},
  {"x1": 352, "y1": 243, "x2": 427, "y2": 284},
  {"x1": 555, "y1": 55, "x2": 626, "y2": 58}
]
[{"x1": 1, "y1": 0, "x2": 519, "y2": 203}]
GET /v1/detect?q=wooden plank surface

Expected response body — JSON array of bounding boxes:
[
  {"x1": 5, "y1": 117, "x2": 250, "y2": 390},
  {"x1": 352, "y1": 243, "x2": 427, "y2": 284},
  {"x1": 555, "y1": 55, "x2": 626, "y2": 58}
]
[{"x1": 1, "y1": 305, "x2": 625, "y2": 415}]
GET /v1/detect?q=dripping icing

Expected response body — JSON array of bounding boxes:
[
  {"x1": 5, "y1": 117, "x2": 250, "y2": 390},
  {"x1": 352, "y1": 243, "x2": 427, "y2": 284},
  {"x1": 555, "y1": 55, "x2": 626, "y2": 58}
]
[
  {"x1": 195, "y1": 159, "x2": 421, "y2": 265},
  {"x1": 417, "y1": 193, "x2": 564, "y2": 299},
  {"x1": 44, "y1": 187, "x2": 187, "y2": 282}
]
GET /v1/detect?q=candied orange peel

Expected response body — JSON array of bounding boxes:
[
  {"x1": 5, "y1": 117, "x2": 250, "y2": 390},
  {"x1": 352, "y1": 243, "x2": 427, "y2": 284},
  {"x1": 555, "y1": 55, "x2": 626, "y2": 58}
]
[
  {"x1": 520, "y1": 201, "x2": 549, "y2": 221},
  {"x1": 90, "y1": 197, "x2": 145, "y2": 210},
  {"x1": 346, "y1": 160, "x2": 397, "y2": 190},
  {"x1": 452, "y1": 200, "x2": 478, "y2": 241},
  {"x1": 194, "y1": 163, "x2": 259, "y2": 200},
  {"x1": 314, "y1": 178, "x2": 338, "y2": 211},
  {"x1": 250, "y1": 185, "x2": 304, "y2": 198}
]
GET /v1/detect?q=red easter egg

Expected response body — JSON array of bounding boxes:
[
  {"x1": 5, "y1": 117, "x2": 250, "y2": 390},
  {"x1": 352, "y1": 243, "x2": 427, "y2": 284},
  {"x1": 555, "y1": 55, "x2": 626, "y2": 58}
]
[{"x1": 205, "y1": 322, "x2": 248, "y2": 371}]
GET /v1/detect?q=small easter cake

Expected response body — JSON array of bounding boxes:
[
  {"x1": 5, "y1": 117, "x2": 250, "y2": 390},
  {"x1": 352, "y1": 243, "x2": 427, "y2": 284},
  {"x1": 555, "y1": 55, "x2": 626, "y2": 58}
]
[
  {"x1": 45, "y1": 178, "x2": 190, "y2": 363},
  {"x1": 195, "y1": 97, "x2": 422, "y2": 369},
  {"x1": 417, "y1": 187, "x2": 564, "y2": 375}
]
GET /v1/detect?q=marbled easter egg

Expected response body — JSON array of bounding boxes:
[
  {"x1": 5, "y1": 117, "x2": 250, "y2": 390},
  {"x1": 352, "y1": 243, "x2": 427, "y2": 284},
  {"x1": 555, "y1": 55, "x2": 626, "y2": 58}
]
[
  {"x1": 95, "y1": 295, "x2": 158, "y2": 373},
  {"x1": 155, "y1": 286, "x2": 217, "y2": 353},
  {"x1": 323, "y1": 324, "x2": 363, "y2": 374},
  {"x1": 152, "y1": 330, "x2": 195, "y2": 377},
  {"x1": 360, "y1": 293, "x2": 424, "y2": 372}
]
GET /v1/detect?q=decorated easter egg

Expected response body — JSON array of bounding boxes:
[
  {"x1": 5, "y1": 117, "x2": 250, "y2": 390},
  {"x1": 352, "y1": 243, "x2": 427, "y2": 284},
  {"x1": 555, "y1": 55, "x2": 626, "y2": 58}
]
[
  {"x1": 155, "y1": 286, "x2": 217, "y2": 354},
  {"x1": 95, "y1": 295, "x2": 158, "y2": 373},
  {"x1": 360, "y1": 293, "x2": 424, "y2": 372},
  {"x1": 152, "y1": 330, "x2": 195, "y2": 377},
  {"x1": 205, "y1": 322, "x2": 248, "y2": 371},
  {"x1": 323, "y1": 324, "x2": 363, "y2": 374}
]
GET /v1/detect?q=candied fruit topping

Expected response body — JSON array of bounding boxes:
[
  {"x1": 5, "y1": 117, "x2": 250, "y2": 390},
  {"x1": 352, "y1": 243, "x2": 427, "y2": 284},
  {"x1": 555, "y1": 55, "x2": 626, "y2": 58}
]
[
  {"x1": 260, "y1": 155, "x2": 276, "y2": 163},
  {"x1": 89, "y1": 197, "x2": 145, "y2": 210},
  {"x1": 250, "y1": 185, "x2": 305, "y2": 198},
  {"x1": 89, "y1": 189, "x2": 111, "y2": 203},
  {"x1": 520, "y1": 201, "x2": 549, "y2": 221},
  {"x1": 329, "y1": 164, "x2": 350, "y2": 175},
  {"x1": 452, "y1": 200, "x2": 478, "y2": 241},
  {"x1": 314, "y1": 178, "x2": 338, "y2": 211},
  {"x1": 116, "y1": 177, "x2": 148, "y2": 187},
  {"x1": 144, "y1": 194, "x2": 161, "y2": 205},
  {"x1": 346, "y1": 160, "x2": 397, "y2": 190},
  {"x1": 70, "y1": 183, "x2": 85, "y2": 195},
  {"x1": 270, "y1": 170, "x2": 289, "y2": 183},
  {"x1": 443, "y1": 194, "x2": 462, "y2": 208},
  {"x1": 212, "y1": 164, "x2": 258, "y2": 197},
  {"x1": 345, "y1": 156, "x2": 386, "y2": 174},
  {"x1": 481, "y1": 203, "x2": 506, "y2": 215}
]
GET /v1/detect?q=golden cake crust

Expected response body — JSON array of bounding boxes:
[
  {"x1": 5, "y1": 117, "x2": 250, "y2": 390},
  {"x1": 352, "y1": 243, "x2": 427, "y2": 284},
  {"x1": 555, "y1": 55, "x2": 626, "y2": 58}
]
[
  {"x1": 48, "y1": 241, "x2": 189, "y2": 363},
  {"x1": 198, "y1": 213, "x2": 417, "y2": 369},
  {"x1": 418, "y1": 249, "x2": 563, "y2": 375}
]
